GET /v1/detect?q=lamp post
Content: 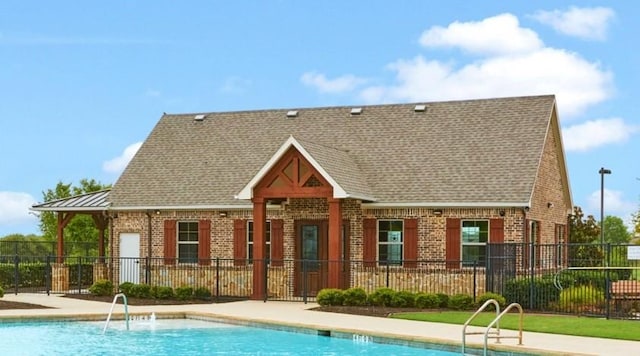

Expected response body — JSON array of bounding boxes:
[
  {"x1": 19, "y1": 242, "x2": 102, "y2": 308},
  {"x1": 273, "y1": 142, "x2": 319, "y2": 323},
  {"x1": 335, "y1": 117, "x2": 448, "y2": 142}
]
[{"x1": 599, "y1": 167, "x2": 611, "y2": 245}]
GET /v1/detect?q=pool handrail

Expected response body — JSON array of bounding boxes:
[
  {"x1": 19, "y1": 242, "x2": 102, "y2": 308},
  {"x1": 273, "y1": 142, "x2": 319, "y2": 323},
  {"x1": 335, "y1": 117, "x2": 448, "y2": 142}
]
[
  {"x1": 461, "y1": 298, "x2": 500, "y2": 355},
  {"x1": 102, "y1": 293, "x2": 129, "y2": 334}
]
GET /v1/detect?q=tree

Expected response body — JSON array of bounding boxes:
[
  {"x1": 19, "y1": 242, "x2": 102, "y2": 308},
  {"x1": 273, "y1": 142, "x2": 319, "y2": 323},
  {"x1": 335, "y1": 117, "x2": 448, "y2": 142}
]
[
  {"x1": 38, "y1": 179, "x2": 111, "y2": 256},
  {"x1": 568, "y1": 206, "x2": 602, "y2": 266},
  {"x1": 603, "y1": 215, "x2": 631, "y2": 244}
]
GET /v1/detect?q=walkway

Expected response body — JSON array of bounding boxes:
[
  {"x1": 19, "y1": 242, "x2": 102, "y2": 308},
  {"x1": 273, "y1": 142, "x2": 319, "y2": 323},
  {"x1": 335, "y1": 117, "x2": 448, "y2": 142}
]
[{"x1": 1, "y1": 293, "x2": 639, "y2": 355}]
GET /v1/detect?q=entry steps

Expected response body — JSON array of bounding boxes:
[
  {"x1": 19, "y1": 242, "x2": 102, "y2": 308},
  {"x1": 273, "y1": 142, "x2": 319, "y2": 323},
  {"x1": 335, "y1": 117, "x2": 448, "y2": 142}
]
[{"x1": 461, "y1": 299, "x2": 523, "y2": 356}]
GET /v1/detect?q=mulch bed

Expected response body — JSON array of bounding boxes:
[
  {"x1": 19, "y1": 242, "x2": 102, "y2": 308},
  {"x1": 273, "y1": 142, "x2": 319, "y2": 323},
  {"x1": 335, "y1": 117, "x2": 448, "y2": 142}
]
[
  {"x1": 0, "y1": 300, "x2": 52, "y2": 310},
  {"x1": 312, "y1": 305, "x2": 431, "y2": 318}
]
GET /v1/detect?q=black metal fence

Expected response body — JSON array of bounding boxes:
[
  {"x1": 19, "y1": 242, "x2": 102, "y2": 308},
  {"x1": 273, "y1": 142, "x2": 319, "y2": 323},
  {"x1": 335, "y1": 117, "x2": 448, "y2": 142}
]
[{"x1": 2, "y1": 242, "x2": 640, "y2": 319}]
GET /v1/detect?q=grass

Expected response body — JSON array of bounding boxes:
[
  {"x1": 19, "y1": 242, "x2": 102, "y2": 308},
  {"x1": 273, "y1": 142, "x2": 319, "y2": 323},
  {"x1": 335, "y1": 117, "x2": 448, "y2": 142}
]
[{"x1": 390, "y1": 311, "x2": 640, "y2": 341}]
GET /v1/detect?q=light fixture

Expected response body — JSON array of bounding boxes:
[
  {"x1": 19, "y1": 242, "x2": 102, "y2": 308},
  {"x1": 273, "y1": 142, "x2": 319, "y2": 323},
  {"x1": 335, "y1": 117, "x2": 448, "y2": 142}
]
[
  {"x1": 219, "y1": 211, "x2": 228, "y2": 218},
  {"x1": 599, "y1": 167, "x2": 612, "y2": 245},
  {"x1": 433, "y1": 209, "x2": 443, "y2": 216},
  {"x1": 547, "y1": 202, "x2": 554, "y2": 208},
  {"x1": 499, "y1": 210, "x2": 505, "y2": 217},
  {"x1": 155, "y1": 210, "x2": 161, "y2": 215}
]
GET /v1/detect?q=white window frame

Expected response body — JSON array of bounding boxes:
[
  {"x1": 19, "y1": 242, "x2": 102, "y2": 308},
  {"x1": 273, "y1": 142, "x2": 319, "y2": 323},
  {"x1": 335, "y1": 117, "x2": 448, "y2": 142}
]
[
  {"x1": 461, "y1": 220, "x2": 489, "y2": 267},
  {"x1": 247, "y1": 220, "x2": 272, "y2": 263},
  {"x1": 378, "y1": 219, "x2": 404, "y2": 266},
  {"x1": 177, "y1": 221, "x2": 199, "y2": 264}
]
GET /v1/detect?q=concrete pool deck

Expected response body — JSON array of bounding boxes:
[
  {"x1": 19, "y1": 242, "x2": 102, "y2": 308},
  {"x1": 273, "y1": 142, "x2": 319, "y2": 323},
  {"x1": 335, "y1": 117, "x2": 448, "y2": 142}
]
[{"x1": 1, "y1": 293, "x2": 638, "y2": 355}]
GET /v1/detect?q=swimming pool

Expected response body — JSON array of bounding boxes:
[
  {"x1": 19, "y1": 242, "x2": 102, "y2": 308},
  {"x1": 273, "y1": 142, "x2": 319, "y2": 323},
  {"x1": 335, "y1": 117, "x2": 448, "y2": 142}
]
[{"x1": 1, "y1": 318, "x2": 460, "y2": 355}]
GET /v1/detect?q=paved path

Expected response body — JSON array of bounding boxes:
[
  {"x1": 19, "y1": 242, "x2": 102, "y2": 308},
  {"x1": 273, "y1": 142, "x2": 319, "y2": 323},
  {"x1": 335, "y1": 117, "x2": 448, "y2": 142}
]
[{"x1": 1, "y1": 293, "x2": 639, "y2": 355}]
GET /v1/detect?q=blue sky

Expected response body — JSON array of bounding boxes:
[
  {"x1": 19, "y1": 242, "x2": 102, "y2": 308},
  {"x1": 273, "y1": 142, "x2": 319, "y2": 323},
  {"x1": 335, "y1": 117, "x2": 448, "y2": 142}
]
[{"x1": 1, "y1": 1, "x2": 638, "y2": 236}]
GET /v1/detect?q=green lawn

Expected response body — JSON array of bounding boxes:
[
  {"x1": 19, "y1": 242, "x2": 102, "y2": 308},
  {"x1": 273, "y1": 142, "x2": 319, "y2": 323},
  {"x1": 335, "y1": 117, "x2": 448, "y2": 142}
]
[{"x1": 390, "y1": 311, "x2": 640, "y2": 341}]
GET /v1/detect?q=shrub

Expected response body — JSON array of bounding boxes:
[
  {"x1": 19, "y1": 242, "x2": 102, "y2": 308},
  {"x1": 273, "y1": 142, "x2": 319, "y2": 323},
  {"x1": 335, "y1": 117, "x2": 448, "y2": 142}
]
[
  {"x1": 559, "y1": 285, "x2": 604, "y2": 311},
  {"x1": 342, "y1": 287, "x2": 367, "y2": 306},
  {"x1": 415, "y1": 293, "x2": 440, "y2": 309},
  {"x1": 0, "y1": 285, "x2": 4, "y2": 298},
  {"x1": 151, "y1": 286, "x2": 174, "y2": 300},
  {"x1": 448, "y1": 293, "x2": 474, "y2": 310},
  {"x1": 119, "y1": 282, "x2": 135, "y2": 295},
  {"x1": 194, "y1": 287, "x2": 212, "y2": 301},
  {"x1": 435, "y1": 293, "x2": 449, "y2": 308},
  {"x1": 504, "y1": 276, "x2": 560, "y2": 309},
  {"x1": 368, "y1": 288, "x2": 396, "y2": 307},
  {"x1": 316, "y1": 288, "x2": 345, "y2": 306},
  {"x1": 391, "y1": 291, "x2": 415, "y2": 308},
  {"x1": 88, "y1": 279, "x2": 114, "y2": 296},
  {"x1": 476, "y1": 292, "x2": 506, "y2": 311},
  {"x1": 129, "y1": 284, "x2": 152, "y2": 299},
  {"x1": 175, "y1": 286, "x2": 194, "y2": 301}
]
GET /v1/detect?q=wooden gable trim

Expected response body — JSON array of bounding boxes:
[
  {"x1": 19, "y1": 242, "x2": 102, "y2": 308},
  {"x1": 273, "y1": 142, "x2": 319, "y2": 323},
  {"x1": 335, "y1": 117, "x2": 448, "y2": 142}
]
[{"x1": 253, "y1": 147, "x2": 333, "y2": 199}]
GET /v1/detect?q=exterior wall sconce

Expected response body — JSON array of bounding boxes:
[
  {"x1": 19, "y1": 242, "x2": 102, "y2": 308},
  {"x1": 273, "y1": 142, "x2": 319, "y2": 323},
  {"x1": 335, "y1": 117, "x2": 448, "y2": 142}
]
[
  {"x1": 154, "y1": 210, "x2": 161, "y2": 215},
  {"x1": 219, "y1": 211, "x2": 228, "y2": 218},
  {"x1": 433, "y1": 209, "x2": 443, "y2": 216},
  {"x1": 499, "y1": 210, "x2": 505, "y2": 217},
  {"x1": 547, "y1": 202, "x2": 554, "y2": 208}
]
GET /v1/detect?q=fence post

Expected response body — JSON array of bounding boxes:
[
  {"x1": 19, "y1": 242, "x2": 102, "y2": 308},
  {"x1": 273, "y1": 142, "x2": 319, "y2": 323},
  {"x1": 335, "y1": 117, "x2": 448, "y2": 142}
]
[
  {"x1": 473, "y1": 261, "x2": 477, "y2": 302},
  {"x1": 263, "y1": 257, "x2": 269, "y2": 303},
  {"x1": 529, "y1": 241, "x2": 535, "y2": 310},
  {"x1": 145, "y1": 256, "x2": 151, "y2": 285},
  {"x1": 302, "y1": 259, "x2": 307, "y2": 304},
  {"x1": 215, "y1": 257, "x2": 220, "y2": 303},
  {"x1": 605, "y1": 243, "x2": 611, "y2": 320},
  {"x1": 46, "y1": 255, "x2": 51, "y2": 296},
  {"x1": 13, "y1": 253, "x2": 19, "y2": 295},
  {"x1": 385, "y1": 262, "x2": 390, "y2": 288},
  {"x1": 77, "y1": 257, "x2": 82, "y2": 294}
]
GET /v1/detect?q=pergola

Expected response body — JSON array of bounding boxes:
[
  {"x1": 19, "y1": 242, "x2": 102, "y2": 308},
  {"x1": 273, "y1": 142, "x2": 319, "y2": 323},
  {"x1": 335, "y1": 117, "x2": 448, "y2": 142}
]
[{"x1": 30, "y1": 190, "x2": 111, "y2": 262}]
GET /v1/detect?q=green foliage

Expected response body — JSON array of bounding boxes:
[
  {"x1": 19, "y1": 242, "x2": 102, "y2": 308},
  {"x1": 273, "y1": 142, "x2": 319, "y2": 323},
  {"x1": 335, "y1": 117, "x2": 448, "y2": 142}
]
[
  {"x1": 559, "y1": 285, "x2": 604, "y2": 310},
  {"x1": 0, "y1": 234, "x2": 52, "y2": 257},
  {"x1": 504, "y1": 276, "x2": 560, "y2": 309},
  {"x1": 175, "y1": 286, "x2": 194, "y2": 301},
  {"x1": 193, "y1": 287, "x2": 212, "y2": 301},
  {"x1": 88, "y1": 279, "x2": 114, "y2": 296},
  {"x1": 38, "y1": 179, "x2": 111, "y2": 257},
  {"x1": 151, "y1": 286, "x2": 175, "y2": 300},
  {"x1": 367, "y1": 287, "x2": 396, "y2": 307},
  {"x1": 342, "y1": 287, "x2": 367, "y2": 306},
  {"x1": 0, "y1": 285, "x2": 4, "y2": 298},
  {"x1": 476, "y1": 292, "x2": 506, "y2": 311},
  {"x1": 129, "y1": 284, "x2": 152, "y2": 298},
  {"x1": 604, "y1": 216, "x2": 632, "y2": 244},
  {"x1": 448, "y1": 293, "x2": 474, "y2": 310},
  {"x1": 435, "y1": 293, "x2": 449, "y2": 308},
  {"x1": 568, "y1": 206, "x2": 603, "y2": 266},
  {"x1": 414, "y1": 293, "x2": 440, "y2": 309},
  {"x1": 316, "y1": 288, "x2": 345, "y2": 306},
  {"x1": 119, "y1": 282, "x2": 135, "y2": 295},
  {"x1": 0, "y1": 262, "x2": 47, "y2": 289},
  {"x1": 391, "y1": 290, "x2": 415, "y2": 308}
]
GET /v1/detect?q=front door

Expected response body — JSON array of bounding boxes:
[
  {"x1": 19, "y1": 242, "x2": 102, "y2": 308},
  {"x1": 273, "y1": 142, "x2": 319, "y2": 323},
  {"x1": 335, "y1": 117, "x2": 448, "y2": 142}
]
[
  {"x1": 119, "y1": 232, "x2": 140, "y2": 284},
  {"x1": 295, "y1": 220, "x2": 328, "y2": 296}
]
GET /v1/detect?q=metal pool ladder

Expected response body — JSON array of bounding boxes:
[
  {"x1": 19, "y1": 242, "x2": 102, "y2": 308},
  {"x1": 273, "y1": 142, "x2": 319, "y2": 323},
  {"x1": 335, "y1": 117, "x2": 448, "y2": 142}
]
[
  {"x1": 462, "y1": 299, "x2": 524, "y2": 356},
  {"x1": 102, "y1": 293, "x2": 130, "y2": 334}
]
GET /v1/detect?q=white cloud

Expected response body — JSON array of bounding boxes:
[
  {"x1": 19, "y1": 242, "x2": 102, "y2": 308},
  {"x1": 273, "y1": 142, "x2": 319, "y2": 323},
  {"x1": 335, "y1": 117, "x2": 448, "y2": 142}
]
[
  {"x1": 0, "y1": 192, "x2": 38, "y2": 225},
  {"x1": 305, "y1": 13, "x2": 612, "y2": 120},
  {"x1": 103, "y1": 142, "x2": 143, "y2": 174},
  {"x1": 300, "y1": 72, "x2": 367, "y2": 94},
  {"x1": 562, "y1": 118, "x2": 638, "y2": 152},
  {"x1": 145, "y1": 89, "x2": 161, "y2": 97},
  {"x1": 587, "y1": 189, "x2": 637, "y2": 228},
  {"x1": 220, "y1": 76, "x2": 252, "y2": 94},
  {"x1": 532, "y1": 6, "x2": 615, "y2": 41},
  {"x1": 419, "y1": 13, "x2": 543, "y2": 55}
]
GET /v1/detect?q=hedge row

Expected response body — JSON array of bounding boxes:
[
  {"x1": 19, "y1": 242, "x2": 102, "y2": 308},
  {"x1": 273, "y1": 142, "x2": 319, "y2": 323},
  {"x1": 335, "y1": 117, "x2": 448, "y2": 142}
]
[
  {"x1": 89, "y1": 280, "x2": 212, "y2": 301},
  {"x1": 0, "y1": 262, "x2": 94, "y2": 289},
  {"x1": 317, "y1": 287, "x2": 506, "y2": 311}
]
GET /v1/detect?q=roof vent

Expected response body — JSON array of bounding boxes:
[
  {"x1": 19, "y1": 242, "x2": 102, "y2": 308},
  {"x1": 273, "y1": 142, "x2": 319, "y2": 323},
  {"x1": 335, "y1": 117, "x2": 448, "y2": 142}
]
[
  {"x1": 286, "y1": 110, "x2": 298, "y2": 118},
  {"x1": 350, "y1": 107, "x2": 363, "y2": 115},
  {"x1": 414, "y1": 104, "x2": 427, "y2": 112},
  {"x1": 194, "y1": 114, "x2": 206, "y2": 121}
]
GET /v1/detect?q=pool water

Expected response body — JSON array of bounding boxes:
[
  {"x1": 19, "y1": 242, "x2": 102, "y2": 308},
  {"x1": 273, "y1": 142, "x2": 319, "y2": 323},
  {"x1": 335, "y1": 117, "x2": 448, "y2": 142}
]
[{"x1": 1, "y1": 318, "x2": 459, "y2": 355}]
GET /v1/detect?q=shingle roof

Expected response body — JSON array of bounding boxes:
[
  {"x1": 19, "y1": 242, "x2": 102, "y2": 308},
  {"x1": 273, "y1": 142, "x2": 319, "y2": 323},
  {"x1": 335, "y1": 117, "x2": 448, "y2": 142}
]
[{"x1": 108, "y1": 95, "x2": 557, "y2": 208}]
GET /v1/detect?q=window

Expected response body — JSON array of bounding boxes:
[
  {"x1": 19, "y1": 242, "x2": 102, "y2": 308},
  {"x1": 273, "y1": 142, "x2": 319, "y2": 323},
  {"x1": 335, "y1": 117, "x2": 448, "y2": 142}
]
[
  {"x1": 378, "y1": 220, "x2": 403, "y2": 265},
  {"x1": 247, "y1": 221, "x2": 271, "y2": 262},
  {"x1": 461, "y1": 220, "x2": 488, "y2": 266},
  {"x1": 178, "y1": 221, "x2": 198, "y2": 264}
]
